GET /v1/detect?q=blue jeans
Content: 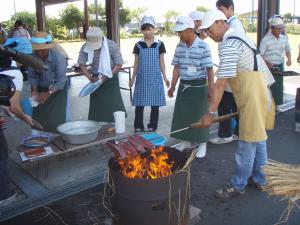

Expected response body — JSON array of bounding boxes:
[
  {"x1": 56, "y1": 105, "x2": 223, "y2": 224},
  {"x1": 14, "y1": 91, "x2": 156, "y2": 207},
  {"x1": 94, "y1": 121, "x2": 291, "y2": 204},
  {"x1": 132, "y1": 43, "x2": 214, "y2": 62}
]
[{"x1": 230, "y1": 140, "x2": 267, "y2": 191}]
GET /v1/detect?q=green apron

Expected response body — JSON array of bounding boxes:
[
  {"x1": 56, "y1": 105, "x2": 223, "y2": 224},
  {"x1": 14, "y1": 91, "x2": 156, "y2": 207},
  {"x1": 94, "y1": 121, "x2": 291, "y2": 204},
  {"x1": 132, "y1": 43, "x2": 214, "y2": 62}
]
[
  {"x1": 88, "y1": 74, "x2": 126, "y2": 122},
  {"x1": 33, "y1": 86, "x2": 67, "y2": 133},
  {"x1": 170, "y1": 79, "x2": 209, "y2": 143},
  {"x1": 270, "y1": 63, "x2": 284, "y2": 105}
]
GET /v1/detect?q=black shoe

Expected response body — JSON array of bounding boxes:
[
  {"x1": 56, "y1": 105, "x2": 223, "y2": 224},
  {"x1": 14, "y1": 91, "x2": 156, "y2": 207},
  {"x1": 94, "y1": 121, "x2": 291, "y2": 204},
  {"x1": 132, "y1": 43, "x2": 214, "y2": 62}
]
[
  {"x1": 146, "y1": 128, "x2": 156, "y2": 133},
  {"x1": 215, "y1": 184, "x2": 245, "y2": 199},
  {"x1": 134, "y1": 128, "x2": 144, "y2": 133},
  {"x1": 247, "y1": 176, "x2": 265, "y2": 191}
]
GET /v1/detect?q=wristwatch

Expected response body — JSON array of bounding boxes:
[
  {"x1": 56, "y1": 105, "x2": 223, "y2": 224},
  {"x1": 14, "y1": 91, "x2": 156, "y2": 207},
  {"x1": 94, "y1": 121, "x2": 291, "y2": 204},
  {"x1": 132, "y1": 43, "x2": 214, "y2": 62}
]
[{"x1": 208, "y1": 111, "x2": 218, "y2": 117}]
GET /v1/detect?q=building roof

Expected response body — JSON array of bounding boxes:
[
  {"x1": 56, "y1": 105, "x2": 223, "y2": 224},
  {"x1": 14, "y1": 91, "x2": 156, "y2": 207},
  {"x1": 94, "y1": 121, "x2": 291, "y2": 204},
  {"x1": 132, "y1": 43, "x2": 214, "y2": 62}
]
[{"x1": 41, "y1": 0, "x2": 81, "y2": 6}]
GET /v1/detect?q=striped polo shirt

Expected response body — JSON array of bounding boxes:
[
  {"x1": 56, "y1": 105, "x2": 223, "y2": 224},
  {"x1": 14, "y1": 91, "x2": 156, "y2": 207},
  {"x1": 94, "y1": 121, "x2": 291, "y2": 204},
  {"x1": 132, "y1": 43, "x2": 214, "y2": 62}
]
[
  {"x1": 259, "y1": 32, "x2": 291, "y2": 65},
  {"x1": 172, "y1": 37, "x2": 213, "y2": 80},
  {"x1": 217, "y1": 28, "x2": 275, "y2": 87}
]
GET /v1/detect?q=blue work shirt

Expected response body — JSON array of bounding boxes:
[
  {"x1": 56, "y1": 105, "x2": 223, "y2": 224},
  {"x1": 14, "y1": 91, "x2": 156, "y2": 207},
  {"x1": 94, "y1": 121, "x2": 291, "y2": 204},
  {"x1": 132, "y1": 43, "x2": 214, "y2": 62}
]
[{"x1": 28, "y1": 48, "x2": 68, "y2": 90}]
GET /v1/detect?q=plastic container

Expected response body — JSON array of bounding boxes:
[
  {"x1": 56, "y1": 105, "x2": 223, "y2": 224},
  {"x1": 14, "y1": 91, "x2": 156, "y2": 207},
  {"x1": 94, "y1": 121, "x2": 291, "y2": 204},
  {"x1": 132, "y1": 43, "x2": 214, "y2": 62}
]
[
  {"x1": 114, "y1": 111, "x2": 126, "y2": 133},
  {"x1": 20, "y1": 98, "x2": 33, "y2": 116},
  {"x1": 141, "y1": 133, "x2": 167, "y2": 146}
]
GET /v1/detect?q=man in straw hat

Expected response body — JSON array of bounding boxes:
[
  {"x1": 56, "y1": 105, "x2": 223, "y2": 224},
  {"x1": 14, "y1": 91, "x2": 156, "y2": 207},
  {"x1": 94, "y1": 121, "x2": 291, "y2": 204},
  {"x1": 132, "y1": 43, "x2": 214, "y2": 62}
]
[
  {"x1": 198, "y1": 9, "x2": 275, "y2": 198},
  {"x1": 28, "y1": 31, "x2": 68, "y2": 133},
  {"x1": 259, "y1": 16, "x2": 291, "y2": 111},
  {"x1": 77, "y1": 27, "x2": 126, "y2": 122},
  {"x1": 168, "y1": 16, "x2": 214, "y2": 158}
]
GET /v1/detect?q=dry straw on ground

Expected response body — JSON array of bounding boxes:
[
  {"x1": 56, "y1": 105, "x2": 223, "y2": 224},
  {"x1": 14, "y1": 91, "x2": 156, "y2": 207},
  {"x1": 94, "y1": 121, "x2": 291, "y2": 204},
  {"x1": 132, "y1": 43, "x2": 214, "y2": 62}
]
[{"x1": 264, "y1": 160, "x2": 300, "y2": 224}]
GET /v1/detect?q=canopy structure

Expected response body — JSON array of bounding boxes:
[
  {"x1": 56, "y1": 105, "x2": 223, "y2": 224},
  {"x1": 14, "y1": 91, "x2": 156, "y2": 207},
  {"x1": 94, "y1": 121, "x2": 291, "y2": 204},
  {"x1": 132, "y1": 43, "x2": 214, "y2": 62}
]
[
  {"x1": 35, "y1": 0, "x2": 120, "y2": 44},
  {"x1": 34, "y1": 0, "x2": 280, "y2": 45}
]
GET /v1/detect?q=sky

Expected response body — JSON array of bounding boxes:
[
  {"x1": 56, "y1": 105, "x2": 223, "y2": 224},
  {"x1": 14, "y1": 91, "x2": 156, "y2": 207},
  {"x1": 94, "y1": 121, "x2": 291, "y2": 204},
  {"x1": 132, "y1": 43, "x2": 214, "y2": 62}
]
[{"x1": 1, "y1": 0, "x2": 299, "y2": 22}]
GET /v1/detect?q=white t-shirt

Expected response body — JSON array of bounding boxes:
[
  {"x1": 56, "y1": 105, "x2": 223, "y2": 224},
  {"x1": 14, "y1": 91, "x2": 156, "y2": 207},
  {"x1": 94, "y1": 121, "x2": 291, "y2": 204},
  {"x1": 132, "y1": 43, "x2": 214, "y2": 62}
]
[{"x1": 0, "y1": 67, "x2": 23, "y2": 91}]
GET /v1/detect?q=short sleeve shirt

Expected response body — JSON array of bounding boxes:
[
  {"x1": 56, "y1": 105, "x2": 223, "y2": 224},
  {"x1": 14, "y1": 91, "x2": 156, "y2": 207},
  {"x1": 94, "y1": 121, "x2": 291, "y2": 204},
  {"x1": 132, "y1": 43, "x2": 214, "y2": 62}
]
[
  {"x1": 171, "y1": 37, "x2": 213, "y2": 80},
  {"x1": 133, "y1": 38, "x2": 166, "y2": 55},
  {"x1": 259, "y1": 32, "x2": 291, "y2": 65},
  {"x1": 227, "y1": 15, "x2": 245, "y2": 35},
  {"x1": 217, "y1": 28, "x2": 275, "y2": 87},
  {"x1": 77, "y1": 39, "x2": 123, "y2": 75},
  {"x1": 0, "y1": 66, "x2": 23, "y2": 91}
]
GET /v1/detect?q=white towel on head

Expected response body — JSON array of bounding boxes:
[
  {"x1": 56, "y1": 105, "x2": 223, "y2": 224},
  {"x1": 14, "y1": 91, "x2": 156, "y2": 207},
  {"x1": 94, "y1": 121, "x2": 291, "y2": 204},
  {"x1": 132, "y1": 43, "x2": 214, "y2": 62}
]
[{"x1": 83, "y1": 36, "x2": 113, "y2": 79}]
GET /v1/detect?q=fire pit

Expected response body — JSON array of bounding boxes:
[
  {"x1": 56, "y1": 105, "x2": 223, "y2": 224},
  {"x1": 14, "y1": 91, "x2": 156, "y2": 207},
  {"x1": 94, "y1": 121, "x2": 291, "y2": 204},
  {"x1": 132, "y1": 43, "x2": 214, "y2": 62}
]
[{"x1": 108, "y1": 146, "x2": 191, "y2": 225}]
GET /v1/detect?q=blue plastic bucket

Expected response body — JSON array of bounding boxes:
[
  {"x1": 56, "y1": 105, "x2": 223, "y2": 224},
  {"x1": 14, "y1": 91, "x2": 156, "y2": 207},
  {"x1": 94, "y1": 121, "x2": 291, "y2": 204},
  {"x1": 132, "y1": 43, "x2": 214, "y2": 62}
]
[{"x1": 141, "y1": 133, "x2": 167, "y2": 146}]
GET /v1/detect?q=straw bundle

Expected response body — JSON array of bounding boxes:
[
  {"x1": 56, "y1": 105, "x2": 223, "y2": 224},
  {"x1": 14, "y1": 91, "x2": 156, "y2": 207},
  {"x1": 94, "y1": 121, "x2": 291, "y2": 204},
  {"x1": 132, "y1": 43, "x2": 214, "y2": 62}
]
[{"x1": 263, "y1": 159, "x2": 300, "y2": 224}]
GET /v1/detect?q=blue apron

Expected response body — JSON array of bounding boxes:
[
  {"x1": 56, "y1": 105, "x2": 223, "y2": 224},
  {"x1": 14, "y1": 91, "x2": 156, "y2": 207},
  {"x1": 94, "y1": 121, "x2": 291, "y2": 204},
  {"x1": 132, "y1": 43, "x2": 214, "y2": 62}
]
[{"x1": 132, "y1": 41, "x2": 166, "y2": 106}]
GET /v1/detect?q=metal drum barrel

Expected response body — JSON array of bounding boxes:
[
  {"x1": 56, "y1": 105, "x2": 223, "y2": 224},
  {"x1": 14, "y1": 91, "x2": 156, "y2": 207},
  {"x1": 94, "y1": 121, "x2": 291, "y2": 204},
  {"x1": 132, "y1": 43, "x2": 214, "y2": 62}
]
[{"x1": 109, "y1": 147, "x2": 190, "y2": 225}]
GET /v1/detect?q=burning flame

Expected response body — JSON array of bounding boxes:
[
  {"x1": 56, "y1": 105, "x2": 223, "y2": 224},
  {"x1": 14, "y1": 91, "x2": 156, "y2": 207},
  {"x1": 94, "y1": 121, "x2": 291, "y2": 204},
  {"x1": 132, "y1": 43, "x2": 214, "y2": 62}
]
[{"x1": 118, "y1": 147, "x2": 174, "y2": 179}]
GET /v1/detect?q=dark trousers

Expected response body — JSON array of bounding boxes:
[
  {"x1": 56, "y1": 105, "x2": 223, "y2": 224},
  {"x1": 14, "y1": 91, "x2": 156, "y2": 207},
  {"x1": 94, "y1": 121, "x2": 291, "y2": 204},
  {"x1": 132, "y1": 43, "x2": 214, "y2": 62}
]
[
  {"x1": 134, "y1": 106, "x2": 159, "y2": 131},
  {"x1": 218, "y1": 91, "x2": 239, "y2": 138},
  {"x1": 0, "y1": 128, "x2": 10, "y2": 200}
]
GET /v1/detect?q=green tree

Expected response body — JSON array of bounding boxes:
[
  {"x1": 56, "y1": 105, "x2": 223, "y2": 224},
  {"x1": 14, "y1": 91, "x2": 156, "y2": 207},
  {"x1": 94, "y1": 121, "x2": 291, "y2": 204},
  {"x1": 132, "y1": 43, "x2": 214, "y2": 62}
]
[
  {"x1": 59, "y1": 4, "x2": 83, "y2": 31},
  {"x1": 8, "y1": 11, "x2": 37, "y2": 31},
  {"x1": 88, "y1": 0, "x2": 136, "y2": 28},
  {"x1": 129, "y1": 7, "x2": 147, "y2": 23},
  {"x1": 196, "y1": 6, "x2": 210, "y2": 12},
  {"x1": 46, "y1": 17, "x2": 69, "y2": 40},
  {"x1": 283, "y1": 13, "x2": 293, "y2": 23},
  {"x1": 163, "y1": 9, "x2": 180, "y2": 34}
]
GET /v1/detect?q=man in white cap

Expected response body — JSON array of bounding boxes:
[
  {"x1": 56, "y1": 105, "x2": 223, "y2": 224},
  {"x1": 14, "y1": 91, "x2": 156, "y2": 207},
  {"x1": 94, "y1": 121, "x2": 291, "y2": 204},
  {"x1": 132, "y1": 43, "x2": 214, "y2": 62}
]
[
  {"x1": 189, "y1": 11, "x2": 206, "y2": 40},
  {"x1": 77, "y1": 27, "x2": 126, "y2": 122},
  {"x1": 198, "y1": 9, "x2": 275, "y2": 198},
  {"x1": 209, "y1": 0, "x2": 246, "y2": 145},
  {"x1": 168, "y1": 16, "x2": 214, "y2": 158},
  {"x1": 259, "y1": 16, "x2": 291, "y2": 111}
]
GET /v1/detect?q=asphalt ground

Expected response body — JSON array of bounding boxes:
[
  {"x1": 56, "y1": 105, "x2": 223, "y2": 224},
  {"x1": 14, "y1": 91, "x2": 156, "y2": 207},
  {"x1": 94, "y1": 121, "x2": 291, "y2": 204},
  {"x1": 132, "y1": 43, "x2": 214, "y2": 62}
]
[{"x1": 2, "y1": 109, "x2": 299, "y2": 225}]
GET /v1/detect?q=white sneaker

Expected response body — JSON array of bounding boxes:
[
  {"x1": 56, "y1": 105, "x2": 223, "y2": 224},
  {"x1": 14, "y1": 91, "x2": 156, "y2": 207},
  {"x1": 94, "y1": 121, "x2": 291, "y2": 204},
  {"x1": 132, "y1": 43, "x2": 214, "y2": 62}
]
[
  {"x1": 196, "y1": 143, "x2": 207, "y2": 158},
  {"x1": 275, "y1": 105, "x2": 284, "y2": 112},
  {"x1": 209, "y1": 136, "x2": 233, "y2": 144},
  {"x1": 232, "y1": 134, "x2": 239, "y2": 141}
]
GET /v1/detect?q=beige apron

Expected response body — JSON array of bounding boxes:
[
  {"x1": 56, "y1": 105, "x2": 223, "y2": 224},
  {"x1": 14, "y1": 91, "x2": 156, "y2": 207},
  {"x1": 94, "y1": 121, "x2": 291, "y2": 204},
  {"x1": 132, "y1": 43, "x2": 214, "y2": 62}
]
[{"x1": 228, "y1": 71, "x2": 275, "y2": 142}]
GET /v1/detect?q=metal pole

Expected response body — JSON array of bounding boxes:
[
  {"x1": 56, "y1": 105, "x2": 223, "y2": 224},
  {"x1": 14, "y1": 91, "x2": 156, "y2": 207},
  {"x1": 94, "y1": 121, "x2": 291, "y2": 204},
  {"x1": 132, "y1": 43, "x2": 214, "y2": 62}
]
[
  {"x1": 95, "y1": 0, "x2": 99, "y2": 27},
  {"x1": 251, "y1": 0, "x2": 254, "y2": 32},
  {"x1": 293, "y1": 0, "x2": 296, "y2": 23},
  {"x1": 13, "y1": 0, "x2": 17, "y2": 15}
]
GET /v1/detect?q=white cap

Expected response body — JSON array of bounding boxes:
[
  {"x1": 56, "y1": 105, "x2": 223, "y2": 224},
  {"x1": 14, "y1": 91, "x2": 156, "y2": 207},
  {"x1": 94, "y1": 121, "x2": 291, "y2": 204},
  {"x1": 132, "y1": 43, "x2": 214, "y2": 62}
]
[
  {"x1": 86, "y1": 27, "x2": 102, "y2": 51},
  {"x1": 173, "y1": 16, "x2": 195, "y2": 32},
  {"x1": 200, "y1": 9, "x2": 227, "y2": 30},
  {"x1": 141, "y1": 16, "x2": 155, "y2": 27},
  {"x1": 189, "y1": 11, "x2": 204, "y2": 21},
  {"x1": 269, "y1": 17, "x2": 284, "y2": 28}
]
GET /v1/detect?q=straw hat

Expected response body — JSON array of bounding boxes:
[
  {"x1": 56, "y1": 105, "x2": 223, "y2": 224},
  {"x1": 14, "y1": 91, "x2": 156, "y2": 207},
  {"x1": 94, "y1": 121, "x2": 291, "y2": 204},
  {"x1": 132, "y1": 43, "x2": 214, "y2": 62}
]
[{"x1": 31, "y1": 31, "x2": 56, "y2": 50}]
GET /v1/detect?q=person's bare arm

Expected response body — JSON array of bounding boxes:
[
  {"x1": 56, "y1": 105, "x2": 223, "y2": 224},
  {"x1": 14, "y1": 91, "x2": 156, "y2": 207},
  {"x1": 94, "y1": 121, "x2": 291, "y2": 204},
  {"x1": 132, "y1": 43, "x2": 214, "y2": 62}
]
[
  {"x1": 207, "y1": 67, "x2": 214, "y2": 102},
  {"x1": 9, "y1": 91, "x2": 34, "y2": 126},
  {"x1": 79, "y1": 64, "x2": 95, "y2": 82},
  {"x1": 160, "y1": 54, "x2": 170, "y2": 87},
  {"x1": 129, "y1": 55, "x2": 139, "y2": 87},
  {"x1": 286, "y1": 51, "x2": 292, "y2": 66},
  {"x1": 168, "y1": 65, "x2": 180, "y2": 98}
]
